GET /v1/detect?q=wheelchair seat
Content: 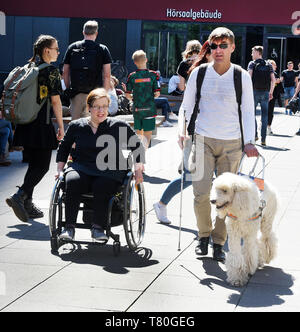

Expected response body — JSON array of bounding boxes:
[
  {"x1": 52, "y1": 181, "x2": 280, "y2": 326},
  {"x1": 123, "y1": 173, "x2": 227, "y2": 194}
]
[{"x1": 49, "y1": 170, "x2": 146, "y2": 256}]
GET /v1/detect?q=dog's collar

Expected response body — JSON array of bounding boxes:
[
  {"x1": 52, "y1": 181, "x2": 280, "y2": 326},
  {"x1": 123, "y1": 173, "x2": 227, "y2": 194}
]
[
  {"x1": 227, "y1": 212, "x2": 261, "y2": 221},
  {"x1": 227, "y1": 199, "x2": 266, "y2": 222}
]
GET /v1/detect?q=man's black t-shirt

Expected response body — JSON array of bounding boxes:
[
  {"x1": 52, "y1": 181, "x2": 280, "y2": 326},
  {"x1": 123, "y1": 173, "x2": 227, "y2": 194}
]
[
  {"x1": 63, "y1": 39, "x2": 112, "y2": 93},
  {"x1": 281, "y1": 70, "x2": 297, "y2": 88}
]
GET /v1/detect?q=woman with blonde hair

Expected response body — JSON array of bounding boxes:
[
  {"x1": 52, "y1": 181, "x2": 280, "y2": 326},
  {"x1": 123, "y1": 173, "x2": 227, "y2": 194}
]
[{"x1": 177, "y1": 40, "x2": 202, "y2": 91}]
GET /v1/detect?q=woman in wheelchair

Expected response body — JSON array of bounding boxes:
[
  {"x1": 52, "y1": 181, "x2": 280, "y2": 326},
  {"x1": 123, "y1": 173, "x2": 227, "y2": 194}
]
[{"x1": 56, "y1": 88, "x2": 145, "y2": 242}]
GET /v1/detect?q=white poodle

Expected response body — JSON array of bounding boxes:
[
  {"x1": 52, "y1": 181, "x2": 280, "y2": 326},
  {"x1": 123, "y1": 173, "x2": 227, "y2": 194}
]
[{"x1": 210, "y1": 172, "x2": 278, "y2": 287}]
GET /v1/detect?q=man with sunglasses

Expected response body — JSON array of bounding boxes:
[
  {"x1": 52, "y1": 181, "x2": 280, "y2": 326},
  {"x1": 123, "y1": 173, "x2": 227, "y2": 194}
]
[{"x1": 182, "y1": 27, "x2": 257, "y2": 262}]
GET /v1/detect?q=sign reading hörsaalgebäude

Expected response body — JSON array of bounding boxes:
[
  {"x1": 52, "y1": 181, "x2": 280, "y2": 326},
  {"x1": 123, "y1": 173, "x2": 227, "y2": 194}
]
[{"x1": 0, "y1": 0, "x2": 299, "y2": 26}]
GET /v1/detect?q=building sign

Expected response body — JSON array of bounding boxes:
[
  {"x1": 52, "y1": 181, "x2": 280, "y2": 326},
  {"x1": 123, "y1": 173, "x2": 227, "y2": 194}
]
[
  {"x1": 0, "y1": 1, "x2": 299, "y2": 26},
  {"x1": 166, "y1": 8, "x2": 222, "y2": 21}
]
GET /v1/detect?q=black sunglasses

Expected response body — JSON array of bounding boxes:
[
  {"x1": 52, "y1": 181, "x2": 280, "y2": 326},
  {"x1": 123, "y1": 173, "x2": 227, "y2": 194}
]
[{"x1": 210, "y1": 43, "x2": 229, "y2": 50}]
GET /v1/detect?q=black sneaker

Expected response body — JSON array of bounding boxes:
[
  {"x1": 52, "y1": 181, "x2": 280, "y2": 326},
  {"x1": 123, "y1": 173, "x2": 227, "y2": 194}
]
[
  {"x1": 213, "y1": 243, "x2": 225, "y2": 262},
  {"x1": 296, "y1": 130, "x2": 300, "y2": 136},
  {"x1": 195, "y1": 237, "x2": 209, "y2": 255},
  {"x1": 24, "y1": 199, "x2": 44, "y2": 219}
]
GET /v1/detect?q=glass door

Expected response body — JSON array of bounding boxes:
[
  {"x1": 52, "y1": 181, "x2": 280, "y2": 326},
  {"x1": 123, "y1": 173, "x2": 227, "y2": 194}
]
[
  {"x1": 143, "y1": 31, "x2": 185, "y2": 79},
  {"x1": 267, "y1": 37, "x2": 286, "y2": 74}
]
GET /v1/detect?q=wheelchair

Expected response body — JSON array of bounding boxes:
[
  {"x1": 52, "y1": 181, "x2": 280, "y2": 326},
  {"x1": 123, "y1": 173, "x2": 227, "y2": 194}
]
[{"x1": 49, "y1": 169, "x2": 146, "y2": 256}]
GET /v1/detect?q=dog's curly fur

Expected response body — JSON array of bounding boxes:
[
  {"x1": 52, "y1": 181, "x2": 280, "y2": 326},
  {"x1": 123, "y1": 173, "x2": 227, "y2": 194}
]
[{"x1": 210, "y1": 172, "x2": 278, "y2": 287}]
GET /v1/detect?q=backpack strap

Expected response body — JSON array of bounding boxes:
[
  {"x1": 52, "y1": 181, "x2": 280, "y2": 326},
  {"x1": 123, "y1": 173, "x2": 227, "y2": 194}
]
[
  {"x1": 187, "y1": 63, "x2": 209, "y2": 137},
  {"x1": 37, "y1": 63, "x2": 52, "y2": 124},
  {"x1": 233, "y1": 64, "x2": 244, "y2": 150}
]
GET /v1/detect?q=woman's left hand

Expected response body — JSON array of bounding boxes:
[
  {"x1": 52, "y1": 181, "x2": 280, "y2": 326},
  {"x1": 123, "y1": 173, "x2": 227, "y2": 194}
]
[{"x1": 134, "y1": 163, "x2": 144, "y2": 185}]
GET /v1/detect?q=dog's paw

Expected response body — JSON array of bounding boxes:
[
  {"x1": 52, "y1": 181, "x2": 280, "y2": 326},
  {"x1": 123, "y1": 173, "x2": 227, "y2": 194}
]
[{"x1": 226, "y1": 277, "x2": 248, "y2": 287}]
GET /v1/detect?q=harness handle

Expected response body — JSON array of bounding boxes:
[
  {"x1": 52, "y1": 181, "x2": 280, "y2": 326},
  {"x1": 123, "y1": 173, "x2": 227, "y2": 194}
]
[{"x1": 238, "y1": 152, "x2": 265, "y2": 191}]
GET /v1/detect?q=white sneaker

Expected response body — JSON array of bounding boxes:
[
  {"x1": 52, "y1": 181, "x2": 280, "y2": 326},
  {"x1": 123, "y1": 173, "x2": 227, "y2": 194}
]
[
  {"x1": 168, "y1": 112, "x2": 178, "y2": 120},
  {"x1": 153, "y1": 202, "x2": 171, "y2": 224},
  {"x1": 163, "y1": 121, "x2": 173, "y2": 127}
]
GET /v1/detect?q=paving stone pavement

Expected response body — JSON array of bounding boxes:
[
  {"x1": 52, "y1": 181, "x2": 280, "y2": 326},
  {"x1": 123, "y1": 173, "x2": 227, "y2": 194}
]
[{"x1": 0, "y1": 107, "x2": 300, "y2": 312}]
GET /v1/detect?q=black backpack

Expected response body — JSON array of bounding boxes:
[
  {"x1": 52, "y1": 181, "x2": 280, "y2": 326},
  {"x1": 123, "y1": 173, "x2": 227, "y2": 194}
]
[
  {"x1": 69, "y1": 42, "x2": 100, "y2": 94},
  {"x1": 252, "y1": 59, "x2": 271, "y2": 91},
  {"x1": 187, "y1": 63, "x2": 244, "y2": 149}
]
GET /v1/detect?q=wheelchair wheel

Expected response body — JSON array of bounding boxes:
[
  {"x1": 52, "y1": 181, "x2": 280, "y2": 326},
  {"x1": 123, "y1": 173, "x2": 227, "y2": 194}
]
[
  {"x1": 49, "y1": 177, "x2": 64, "y2": 254},
  {"x1": 123, "y1": 175, "x2": 146, "y2": 251}
]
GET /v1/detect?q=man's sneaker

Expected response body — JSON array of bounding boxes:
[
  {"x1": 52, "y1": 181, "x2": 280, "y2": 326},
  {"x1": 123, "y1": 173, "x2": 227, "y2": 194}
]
[
  {"x1": 195, "y1": 237, "x2": 210, "y2": 255},
  {"x1": 261, "y1": 140, "x2": 266, "y2": 146},
  {"x1": 24, "y1": 199, "x2": 44, "y2": 219},
  {"x1": 213, "y1": 243, "x2": 225, "y2": 262},
  {"x1": 168, "y1": 112, "x2": 178, "y2": 120},
  {"x1": 91, "y1": 227, "x2": 108, "y2": 242},
  {"x1": 163, "y1": 121, "x2": 173, "y2": 127},
  {"x1": 296, "y1": 129, "x2": 300, "y2": 136},
  {"x1": 59, "y1": 227, "x2": 75, "y2": 241},
  {"x1": 153, "y1": 202, "x2": 171, "y2": 224}
]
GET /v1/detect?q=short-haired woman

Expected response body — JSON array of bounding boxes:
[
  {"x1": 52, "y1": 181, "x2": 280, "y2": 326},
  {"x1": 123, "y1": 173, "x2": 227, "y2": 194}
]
[{"x1": 56, "y1": 88, "x2": 144, "y2": 241}]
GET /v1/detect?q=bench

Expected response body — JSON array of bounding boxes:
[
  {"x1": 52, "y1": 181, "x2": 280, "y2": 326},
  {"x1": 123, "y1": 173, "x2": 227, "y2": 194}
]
[
  {"x1": 159, "y1": 94, "x2": 183, "y2": 113},
  {"x1": 52, "y1": 115, "x2": 165, "y2": 136}
]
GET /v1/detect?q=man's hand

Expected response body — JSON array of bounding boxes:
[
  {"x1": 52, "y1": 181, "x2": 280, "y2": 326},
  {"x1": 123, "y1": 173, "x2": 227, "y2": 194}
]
[{"x1": 244, "y1": 143, "x2": 259, "y2": 157}]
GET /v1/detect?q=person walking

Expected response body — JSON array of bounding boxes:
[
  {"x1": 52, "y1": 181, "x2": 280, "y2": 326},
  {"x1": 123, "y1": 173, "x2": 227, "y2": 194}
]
[
  {"x1": 6, "y1": 34, "x2": 64, "y2": 222},
  {"x1": 267, "y1": 59, "x2": 283, "y2": 135},
  {"x1": 125, "y1": 50, "x2": 160, "y2": 149},
  {"x1": 247, "y1": 46, "x2": 275, "y2": 146},
  {"x1": 280, "y1": 61, "x2": 298, "y2": 115},
  {"x1": 177, "y1": 40, "x2": 202, "y2": 92},
  {"x1": 181, "y1": 27, "x2": 258, "y2": 262},
  {"x1": 62, "y1": 20, "x2": 112, "y2": 120}
]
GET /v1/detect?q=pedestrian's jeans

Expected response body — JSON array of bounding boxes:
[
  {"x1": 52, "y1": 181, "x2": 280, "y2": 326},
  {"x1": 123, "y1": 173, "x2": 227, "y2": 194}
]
[
  {"x1": 0, "y1": 119, "x2": 13, "y2": 155},
  {"x1": 254, "y1": 90, "x2": 269, "y2": 142},
  {"x1": 154, "y1": 97, "x2": 171, "y2": 121}
]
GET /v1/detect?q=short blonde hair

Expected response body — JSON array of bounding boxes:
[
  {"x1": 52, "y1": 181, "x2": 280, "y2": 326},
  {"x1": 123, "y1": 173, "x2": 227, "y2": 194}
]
[
  {"x1": 182, "y1": 40, "x2": 201, "y2": 60},
  {"x1": 86, "y1": 88, "x2": 111, "y2": 108},
  {"x1": 132, "y1": 50, "x2": 147, "y2": 63},
  {"x1": 83, "y1": 20, "x2": 98, "y2": 35},
  {"x1": 268, "y1": 59, "x2": 276, "y2": 66}
]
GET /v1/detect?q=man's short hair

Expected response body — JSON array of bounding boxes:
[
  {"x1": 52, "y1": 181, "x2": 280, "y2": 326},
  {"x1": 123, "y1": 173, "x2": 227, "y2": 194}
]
[
  {"x1": 208, "y1": 27, "x2": 235, "y2": 44},
  {"x1": 287, "y1": 61, "x2": 294, "y2": 65},
  {"x1": 83, "y1": 20, "x2": 98, "y2": 35},
  {"x1": 132, "y1": 50, "x2": 147, "y2": 63},
  {"x1": 252, "y1": 46, "x2": 263, "y2": 56}
]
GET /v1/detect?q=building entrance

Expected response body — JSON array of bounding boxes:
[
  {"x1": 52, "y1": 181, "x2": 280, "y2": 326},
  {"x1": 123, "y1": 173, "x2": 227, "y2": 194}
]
[{"x1": 143, "y1": 31, "x2": 186, "y2": 79}]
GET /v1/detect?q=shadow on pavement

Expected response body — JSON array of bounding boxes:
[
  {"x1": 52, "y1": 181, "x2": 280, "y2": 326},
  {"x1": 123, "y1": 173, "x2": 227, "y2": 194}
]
[
  {"x1": 193, "y1": 258, "x2": 294, "y2": 308},
  {"x1": 57, "y1": 244, "x2": 159, "y2": 274}
]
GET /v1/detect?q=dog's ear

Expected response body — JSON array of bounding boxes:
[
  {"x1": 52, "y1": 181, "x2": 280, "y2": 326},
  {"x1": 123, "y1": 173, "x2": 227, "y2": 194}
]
[{"x1": 232, "y1": 187, "x2": 250, "y2": 213}]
